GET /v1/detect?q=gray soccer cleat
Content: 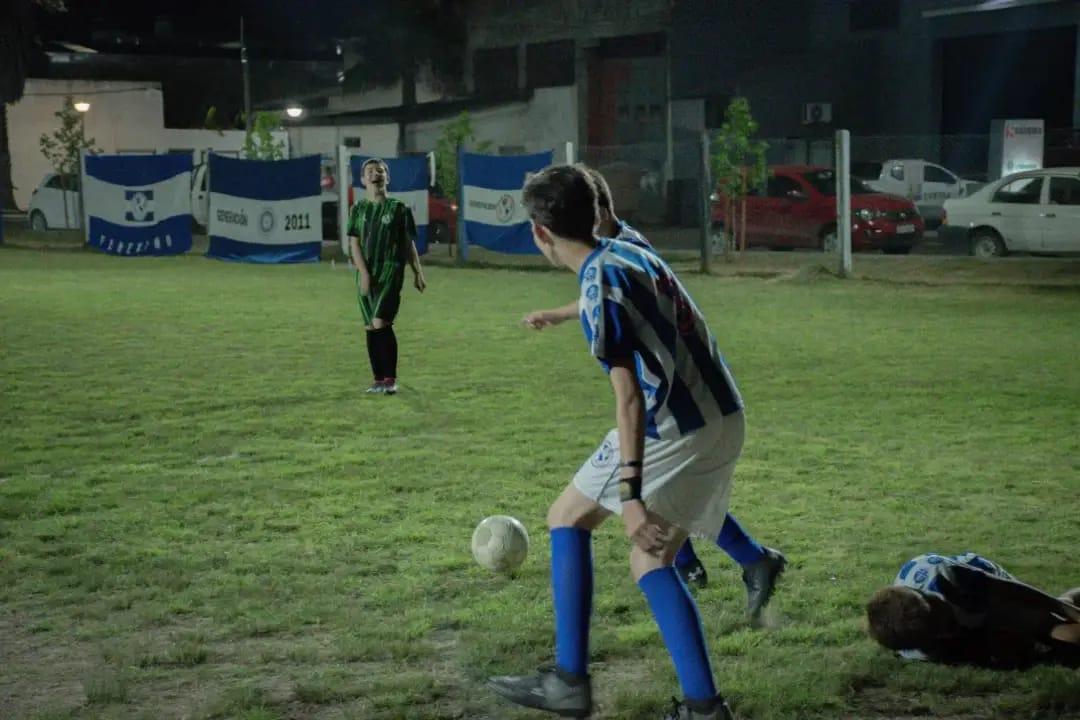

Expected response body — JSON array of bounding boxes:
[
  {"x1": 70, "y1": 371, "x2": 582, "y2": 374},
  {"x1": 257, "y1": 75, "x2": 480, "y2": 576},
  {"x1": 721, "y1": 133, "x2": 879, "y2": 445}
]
[
  {"x1": 663, "y1": 695, "x2": 735, "y2": 720},
  {"x1": 742, "y1": 547, "x2": 787, "y2": 621},
  {"x1": 365, "y1": 381, "x2": 386, "y2": 394},
  {"x1": 487, "y1": 665, "x2": 592, "y2": 717}
]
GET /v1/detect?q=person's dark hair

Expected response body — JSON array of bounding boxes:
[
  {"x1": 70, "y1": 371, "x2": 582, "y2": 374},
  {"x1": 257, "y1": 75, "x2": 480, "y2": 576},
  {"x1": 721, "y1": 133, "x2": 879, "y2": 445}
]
[
  {"x1": 866, "y1": 586, "x2": 935, "y2": 650},
  {"x1": 585, "y1": 167, "x2": 613, "y2": 213},
  {"x1": 522, "y1": 164, "x2": 598, "y2": 242}
]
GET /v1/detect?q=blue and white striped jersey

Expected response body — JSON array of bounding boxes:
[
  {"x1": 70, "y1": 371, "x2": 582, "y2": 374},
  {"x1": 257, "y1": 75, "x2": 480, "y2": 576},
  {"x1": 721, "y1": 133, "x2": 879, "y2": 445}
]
[
  {"x1": 578, "y1": 234, "x2": 743, "y2": 440},
  {"x1": 894, "y1": 552, "x2": 1014, "y2": 599}
]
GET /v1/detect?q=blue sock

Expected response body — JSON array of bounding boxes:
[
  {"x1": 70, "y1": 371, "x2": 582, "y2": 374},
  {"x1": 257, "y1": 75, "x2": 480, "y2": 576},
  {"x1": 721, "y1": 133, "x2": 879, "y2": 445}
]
[
  {"x1": 715, "y1": 513, "x2": 765, "y2": 567},
  {"x1": 638, "y1": 567, "x2": 717, "y2": 702},
  {"x1": 551, "y1": 527, "x2": 592, "y2": 677},
  {"x1": 674, "y1": 538, "x2": 701, "y2": 569}
]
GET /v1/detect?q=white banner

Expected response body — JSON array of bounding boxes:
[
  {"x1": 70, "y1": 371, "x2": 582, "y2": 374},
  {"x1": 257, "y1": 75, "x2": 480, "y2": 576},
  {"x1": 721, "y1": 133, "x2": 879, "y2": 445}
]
[
  {"x1": 208, "y1": 193, "x2": 322, "y2": 246},
  {"x1": 83, "y1": 171, "x2": 191, "y2": 227},
  {"x1": 462, "y1": 185, "x2": 530, "y2": 227}
]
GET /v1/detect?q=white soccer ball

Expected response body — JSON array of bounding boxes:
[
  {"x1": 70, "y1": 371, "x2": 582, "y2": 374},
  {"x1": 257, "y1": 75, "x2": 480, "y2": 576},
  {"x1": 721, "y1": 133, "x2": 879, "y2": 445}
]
[{"x1": 471, "y1": 515, "x2": 529, "y2": 573}]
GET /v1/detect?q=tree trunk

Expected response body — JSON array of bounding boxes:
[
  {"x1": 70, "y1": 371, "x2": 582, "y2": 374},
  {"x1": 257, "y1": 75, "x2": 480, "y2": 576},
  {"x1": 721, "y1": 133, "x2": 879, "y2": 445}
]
[
  {"x1": 739, "y1": 167, "x2": 747, "y2": 253},
  {"x1": 0, "y1": 104, "x2": 15, "y2": 214}
]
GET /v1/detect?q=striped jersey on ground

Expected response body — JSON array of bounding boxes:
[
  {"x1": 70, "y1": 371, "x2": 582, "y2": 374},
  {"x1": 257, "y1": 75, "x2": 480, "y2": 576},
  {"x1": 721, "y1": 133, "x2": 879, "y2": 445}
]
[
  {"x1": 894, "y1": 552, "x2": 1014, "y2": 599},
  {"x1": 578, "y1": 234, "x2": 743, "y2": 440}
]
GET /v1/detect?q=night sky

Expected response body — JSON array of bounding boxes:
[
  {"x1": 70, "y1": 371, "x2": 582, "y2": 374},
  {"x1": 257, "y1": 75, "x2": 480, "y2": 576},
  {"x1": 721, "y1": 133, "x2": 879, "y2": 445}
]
[{"x1": 34, "y1": 0, "x2": 356, "y2": 58}]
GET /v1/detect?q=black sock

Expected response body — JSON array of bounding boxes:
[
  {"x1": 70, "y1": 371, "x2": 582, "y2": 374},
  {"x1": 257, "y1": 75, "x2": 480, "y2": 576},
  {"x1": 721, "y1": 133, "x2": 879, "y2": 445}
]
[
  {"x1": 385, "y1": 326, "x2": 398, "y2": 381},
  {"x1": 365, "y1": 329, "x2": 383, "y2": 381}
]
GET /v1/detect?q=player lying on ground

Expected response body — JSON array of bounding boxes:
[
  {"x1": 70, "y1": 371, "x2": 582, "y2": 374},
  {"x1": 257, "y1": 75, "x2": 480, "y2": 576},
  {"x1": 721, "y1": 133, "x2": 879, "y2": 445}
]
[
  {"x1": 521, "y1": 166, "x2": 785, "y2": 619},
  {"x1": 867, "y1": 552, "x2": 1080, "y2": 669},
  {"x1": 347, "y1": 158, "x2": 426, "y2": 396},
  {"x1": 489, "y1": 165, "x2": 744, "y2": 719}
]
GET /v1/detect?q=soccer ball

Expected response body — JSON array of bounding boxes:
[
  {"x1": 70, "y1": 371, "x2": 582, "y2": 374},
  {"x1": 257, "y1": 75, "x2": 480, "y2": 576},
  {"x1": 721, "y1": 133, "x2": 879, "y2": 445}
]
[{"x1": 471, "y1": 515, "x2": 529, "y2": 573}]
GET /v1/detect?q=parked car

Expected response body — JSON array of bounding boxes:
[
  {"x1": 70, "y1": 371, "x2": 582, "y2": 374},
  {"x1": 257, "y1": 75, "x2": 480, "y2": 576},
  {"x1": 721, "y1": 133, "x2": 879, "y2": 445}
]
[
  {"x1": 27, "y1": 173, "x2": 82, "y2": 230},
  {"x1": 941, "y1": 167, "x2": 1080, "y2": 257},
  {"x1": 854, "y1": 159, "x2": 982, "y2": 225},
  {"x1": 711, "y1": 165, "x2": 924, "y2": 254}
]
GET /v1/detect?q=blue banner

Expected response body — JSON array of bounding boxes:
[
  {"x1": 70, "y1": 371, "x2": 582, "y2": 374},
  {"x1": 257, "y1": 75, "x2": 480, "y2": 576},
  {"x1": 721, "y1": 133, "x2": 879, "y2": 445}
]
[
  {"x1": 83, "y1": 154, "x2": 193, "y2": 256},
  {"x1": 349, "y1": 155, "x2": 430, "y2": 256},
  {"x1": 460, "y1": 150, "x2": 553, "y2": 255},
  {"x1": 207, "y1": 155, "x2": 322, "y2": 263}
]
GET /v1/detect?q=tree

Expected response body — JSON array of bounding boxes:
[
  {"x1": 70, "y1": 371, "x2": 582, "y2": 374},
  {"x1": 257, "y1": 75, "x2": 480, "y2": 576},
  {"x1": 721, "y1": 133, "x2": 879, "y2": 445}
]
[
  {"x1": 711, "y1": 97, "x2": 768, "y2": 261},
  {"x1": 433, "y1": 112, "x2": 490, "y2": 201},
  {"x1": 241, "y1": 111, "x2": 286, "y2": 161},
  {"x1": 340, "y1": 1, "x2": 467, "y2": 99},
  {"x1": 1, "y1": 0, "x2": 66, "y2": 226},
  {"x1": 38, "y1": 95, "x2": 98, "y2": 229}
]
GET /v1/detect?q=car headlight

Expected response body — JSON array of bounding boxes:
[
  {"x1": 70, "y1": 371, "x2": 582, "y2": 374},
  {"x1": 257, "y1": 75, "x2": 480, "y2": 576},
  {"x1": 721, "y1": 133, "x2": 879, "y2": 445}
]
[
  {"x1": 709, "y1": 192, "x2": 719, "y2": 202},
  {"x1": 856, "y1": 208, "x2": 883, "y2": 221}
]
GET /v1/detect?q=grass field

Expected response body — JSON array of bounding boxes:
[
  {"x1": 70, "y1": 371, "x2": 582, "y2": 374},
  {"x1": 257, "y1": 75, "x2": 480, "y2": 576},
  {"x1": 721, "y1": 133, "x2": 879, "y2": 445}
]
[{"x1": 2, "y1": 245, "x2": 1079, "y2": 720}]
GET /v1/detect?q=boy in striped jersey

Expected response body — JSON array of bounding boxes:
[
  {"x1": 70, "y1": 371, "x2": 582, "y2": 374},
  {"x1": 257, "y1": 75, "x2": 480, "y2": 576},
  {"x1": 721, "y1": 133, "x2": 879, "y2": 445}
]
[
  {"x1": 348, "y1": 158, "x2": 426, "y2": 395},
  {"x1": 522, "y1": 167, "x2": 785, "y2": 619},
  {"x1": 867, "y1": 552, "x2": 1080, "y2": 668},
  {"x1": 489, "y1": 166, "x2": 742, "y2": 719}
]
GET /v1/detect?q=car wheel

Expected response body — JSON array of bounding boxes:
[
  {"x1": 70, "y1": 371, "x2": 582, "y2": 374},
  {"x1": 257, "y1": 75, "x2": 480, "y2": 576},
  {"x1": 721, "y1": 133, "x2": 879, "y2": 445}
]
[
  {"x1": 883, "y1": 246, "x2": 912, "y2": 255},
  {"x1": 820, "y1": 226, "x2": 838, "y2": 253},
  {"x1": 430, "y1": 220, "x2": 450, "y2": 244},
  {"x1": 970, "y1": 231, "x2": 1006, "y2": 258},
  {"x1": 30, "y1": 211, "x2": 47, "y2": 231}
]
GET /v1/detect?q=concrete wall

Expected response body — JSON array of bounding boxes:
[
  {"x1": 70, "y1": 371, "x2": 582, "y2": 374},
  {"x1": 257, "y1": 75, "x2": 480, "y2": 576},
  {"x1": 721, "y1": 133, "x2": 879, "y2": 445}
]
[
  {"x1": 9, "y1": 79, "x2": 164, "y2": 210},
  {"x1": 287, "y1": 124, "x2": 400, "y2": 161},
  {"x1": 402, "y1": 86, "x2": 577, "y2": 156},
  {"x1": 8, "y1": 78, "x2": 297, "y2": 210}
]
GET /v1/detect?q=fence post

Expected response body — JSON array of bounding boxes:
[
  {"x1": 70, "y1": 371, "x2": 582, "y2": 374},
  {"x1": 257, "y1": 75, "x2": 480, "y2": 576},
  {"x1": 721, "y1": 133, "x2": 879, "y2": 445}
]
[
  {"x1": 79, "y1": 149, "x2": 88, "y2": 246},
  {"x1": 699, "y1": 130, "x2": 712, "y2": 275},
  {"x1": 565, "y1": 141, "x2": 575, "y2": 165},
  {"x1": 337, "y1": 144, "x2": 349, "y2": 259},
  {"x1": 456, "y1": 146, "x2": 467, "y2": 266},
  {"x1": 835, "y1": 129, "x2": 852, "y2": 277}
]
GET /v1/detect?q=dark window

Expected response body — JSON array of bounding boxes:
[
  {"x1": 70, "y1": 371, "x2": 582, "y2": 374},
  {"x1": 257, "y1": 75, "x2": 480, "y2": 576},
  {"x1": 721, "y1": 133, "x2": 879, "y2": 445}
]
[
  {"x1": 924, "y1": 165, "x2": 956, "y2": 185},
  {"x1": 992, "y1": 177, "x2": 1043, "y2": 204},
  {"x1": 852, "y1": 162, "x2": 883, "y2": 181},
  {"x1": 767, "y1": 176, "x2": 804, "y2": 199},
  {"x1": 1049, "y1": 177, "x2": 1080, "y2": 205},
  {"x1": 850, "y1": 0, "x2": 900, "y2": 31},
  {"x1": 800, "y1": 169, "x2": 875, "y2": 196},
  {"x1": 527, "y1": 40, "x2": 574, "y2": 89},
  {"x1": 475, "y1": 46, "x2": 518, "y2": 97}
]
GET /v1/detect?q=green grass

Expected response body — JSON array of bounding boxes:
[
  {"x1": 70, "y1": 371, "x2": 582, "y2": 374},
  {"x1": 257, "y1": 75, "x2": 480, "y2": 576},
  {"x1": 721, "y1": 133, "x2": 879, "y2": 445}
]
[{"x1": 1, "y1": 246, "x2": 1079, "y2": 719}]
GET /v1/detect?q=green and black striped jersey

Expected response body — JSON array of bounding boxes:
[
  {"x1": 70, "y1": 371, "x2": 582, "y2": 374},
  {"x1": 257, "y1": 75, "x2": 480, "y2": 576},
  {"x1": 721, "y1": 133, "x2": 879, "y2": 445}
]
[{"x1": 347, "y1": 198, "x2": 416, "y2": 282}]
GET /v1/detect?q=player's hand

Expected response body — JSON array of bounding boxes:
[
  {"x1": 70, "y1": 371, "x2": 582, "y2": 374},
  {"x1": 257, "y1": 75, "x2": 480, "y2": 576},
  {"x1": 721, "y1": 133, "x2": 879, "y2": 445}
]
[
  {"x1": 358, "y1": 271, "x2": 371, "y2": 296},
  {"x1": 414, "y1": 272, "x2": 426, "y2": 293},
  {"x1": 522, "y1": 310, "x2": 555, "y2": 330},
  {"x1": 621, "y1": 500, "x2": 673, "y2": 557}
]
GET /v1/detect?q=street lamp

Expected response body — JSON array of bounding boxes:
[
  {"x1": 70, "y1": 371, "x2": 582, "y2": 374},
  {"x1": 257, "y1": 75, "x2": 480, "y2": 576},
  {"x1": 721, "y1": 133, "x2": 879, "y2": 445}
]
[
  {"x1": 73, "y1": 101, "x2": 90, "y2": 113},
  {"x1": 285, "y1": 105, "x2": 304, "y2": 119}
]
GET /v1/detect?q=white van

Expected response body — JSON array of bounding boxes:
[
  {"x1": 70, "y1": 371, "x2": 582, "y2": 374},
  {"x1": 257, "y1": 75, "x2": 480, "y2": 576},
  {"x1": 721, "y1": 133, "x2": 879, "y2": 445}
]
[{"x1": 854, "y1": 159, "x2": 982, "y2": 223}]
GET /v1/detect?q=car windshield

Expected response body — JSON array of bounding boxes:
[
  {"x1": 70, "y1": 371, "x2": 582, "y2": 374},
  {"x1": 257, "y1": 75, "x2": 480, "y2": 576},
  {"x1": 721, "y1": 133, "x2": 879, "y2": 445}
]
[{"x1": 800, "y1": 169, "x2": 875, "y2": 195}]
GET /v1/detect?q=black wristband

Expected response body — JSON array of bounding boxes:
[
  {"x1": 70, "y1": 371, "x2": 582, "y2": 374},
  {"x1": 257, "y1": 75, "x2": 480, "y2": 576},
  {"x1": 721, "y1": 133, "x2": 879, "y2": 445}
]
[
  {"x1": 618, "y1": 476, "x2": 643, "y2": 502},
  {"x1": 619, "y1": 460, "x2": 643, "y2": 469}
]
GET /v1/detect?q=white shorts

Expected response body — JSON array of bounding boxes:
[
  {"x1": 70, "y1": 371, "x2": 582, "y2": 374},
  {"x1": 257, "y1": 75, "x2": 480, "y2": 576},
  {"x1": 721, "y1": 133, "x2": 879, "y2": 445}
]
[{"x1": 572, "y1": 411, "x2": 745, "y2": 540}]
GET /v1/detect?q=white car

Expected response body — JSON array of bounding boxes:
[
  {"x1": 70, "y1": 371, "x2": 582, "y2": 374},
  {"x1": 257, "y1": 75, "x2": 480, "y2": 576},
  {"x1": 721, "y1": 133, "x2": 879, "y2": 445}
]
[
  {"x1": 855, "y1": 159, "x2": 982, "y2": 224},
  {"x1": 27, "y1": 173, "x2": 82, "y2": 230},
  {"x1": 941, "y1": 167, "x2": 1080, "y2": 257}
]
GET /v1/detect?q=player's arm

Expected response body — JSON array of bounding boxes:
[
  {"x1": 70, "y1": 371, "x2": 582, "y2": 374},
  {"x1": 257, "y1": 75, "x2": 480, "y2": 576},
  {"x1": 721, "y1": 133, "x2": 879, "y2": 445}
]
[
  {"x1": 522, "y1": 300, "x2": 578, "y2": 330},
  {"x1": 609, "y1": 357, "x2": 668, "y2": 556},
  {"x1": 402, "y1": 207, "x2": 426, "y2": 293}
]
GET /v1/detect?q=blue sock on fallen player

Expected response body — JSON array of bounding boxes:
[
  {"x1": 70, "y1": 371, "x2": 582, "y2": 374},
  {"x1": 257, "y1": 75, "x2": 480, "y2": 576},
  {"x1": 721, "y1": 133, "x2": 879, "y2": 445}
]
[
  {"x1": 675, "y1": 538, "x2": 701, "y2": 569},
  {"x1": 715, "y1": 512, "x2": 765, "y2": 567},
  {"x1": 550, "y1": 527, "x2": 593, "y2": 677},
  {"x1": 639, "y1": 567, "x2": 717, "y2": 702}
]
